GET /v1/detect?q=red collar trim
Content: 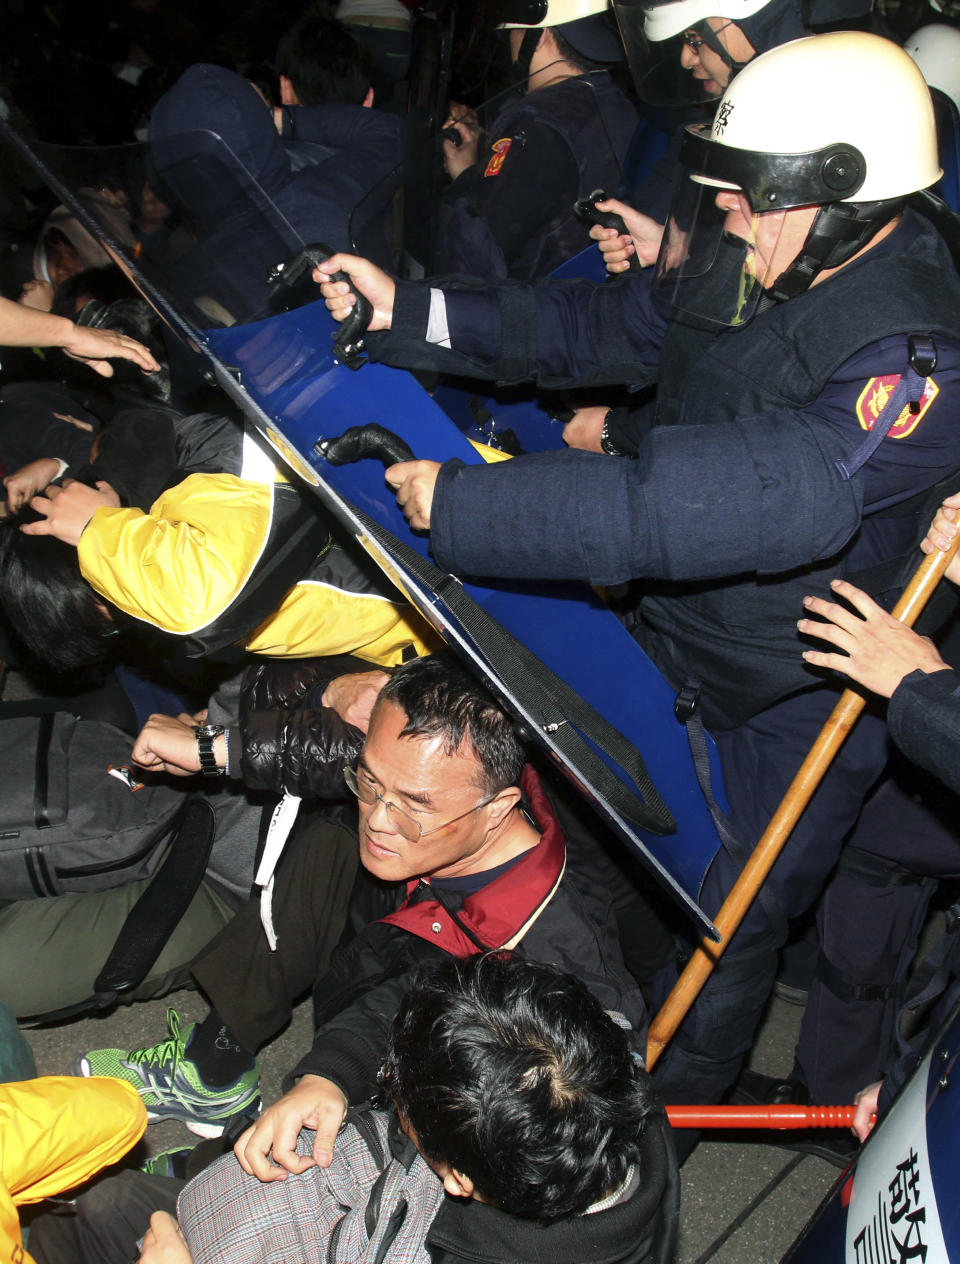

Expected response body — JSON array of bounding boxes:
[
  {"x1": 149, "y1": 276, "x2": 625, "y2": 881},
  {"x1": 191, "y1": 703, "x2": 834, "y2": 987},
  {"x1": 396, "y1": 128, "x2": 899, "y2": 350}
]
[{"x1": 380, "y1": 766, "x2": 566, "y2": 955}]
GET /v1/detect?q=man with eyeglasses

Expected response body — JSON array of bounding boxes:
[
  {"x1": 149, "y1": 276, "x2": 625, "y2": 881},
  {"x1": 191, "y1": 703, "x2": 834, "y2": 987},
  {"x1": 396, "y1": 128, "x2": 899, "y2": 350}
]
[{"x1": 77, "y1": 654, "x2": 646, "y2": 1163}]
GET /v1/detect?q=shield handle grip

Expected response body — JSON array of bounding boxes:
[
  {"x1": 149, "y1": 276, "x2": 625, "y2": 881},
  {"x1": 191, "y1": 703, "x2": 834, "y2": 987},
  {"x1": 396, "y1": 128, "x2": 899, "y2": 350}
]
[{"x1": 318, "y1": 424, "x2": 415, "y2": 468}]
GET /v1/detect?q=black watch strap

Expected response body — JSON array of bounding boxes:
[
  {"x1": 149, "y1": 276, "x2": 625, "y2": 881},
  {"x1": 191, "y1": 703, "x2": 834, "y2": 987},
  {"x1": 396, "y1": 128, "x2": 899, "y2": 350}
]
[{"x1": 194, "y1": 724, "x2": 226, "y2": 777}]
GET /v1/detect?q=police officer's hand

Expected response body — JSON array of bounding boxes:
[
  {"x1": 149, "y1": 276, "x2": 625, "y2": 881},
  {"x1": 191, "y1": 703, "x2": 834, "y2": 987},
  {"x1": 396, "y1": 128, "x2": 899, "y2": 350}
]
[
  {"x1": 851, "y1": 1081, "x2": 881, "y2": 1143},
  {"x1": 588, "y1": 199, "x2": 665, "y2": 273},
  {"x1": 385, "y1": 459, "x2": 441, "y2": 531},
  {"x1": 234, "y1": 1074, "x2": 347, "y2": 1182},
  {"x1": 313, "y1": 253, "x2": 395, "y2": 331},
  {"x1": 798, "y1": 578, "x2": 948, "y2": 698},
  {"x1": 562, "y1": 405, "x2": 608, "y2": 453},
  {"x1": 921, "y1": 490, "x2": 960, "y2": 586},
  {"x1": 443, "y1": 102, "x2": 481, "y2": 179}
]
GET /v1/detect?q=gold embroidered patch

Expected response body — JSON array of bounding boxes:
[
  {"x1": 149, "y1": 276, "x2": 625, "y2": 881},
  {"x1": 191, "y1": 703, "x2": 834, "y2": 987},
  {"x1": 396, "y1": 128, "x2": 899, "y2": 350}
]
[
  {"x1": 855, "y1": 375, "x2": 940, "y2": 439},
  {"x1": 484, "y1": 137, "x2": 512, "y2": 177}
]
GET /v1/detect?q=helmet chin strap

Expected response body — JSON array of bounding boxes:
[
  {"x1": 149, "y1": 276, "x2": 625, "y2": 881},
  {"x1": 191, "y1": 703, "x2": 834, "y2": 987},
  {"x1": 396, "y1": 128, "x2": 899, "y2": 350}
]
[
  {"x1": 509, "y1": 27, "x2": 544, "y2": 88},
  {"x1": 767, "y1": 199, "x2": 906, "y2": 304},
  {"x1": 694, "y1": 20, "x2": 750, "y2": 78}
]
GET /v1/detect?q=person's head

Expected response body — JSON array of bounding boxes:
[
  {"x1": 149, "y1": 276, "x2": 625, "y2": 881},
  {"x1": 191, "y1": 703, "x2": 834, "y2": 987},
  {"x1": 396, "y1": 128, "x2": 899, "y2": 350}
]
[
  {"x1": 665, "y1": 31, "x2": 941, "y2": 315},
  {"x1": 383, "y1": 955, "x2": 659, "y2": 1221},
  {"x1": 498, "y1": 0, "x2": 625, "y2": 88},
  {"x1": 905, "y1": 22, "x2": 960, "y2": 117},
  {"x1": 276, "y1": 15, "x2": 373, "y2": 106},
  {"x1": 614, "y1": 0, "x2": 803, "y2": 104},
  {"x1": 0, "y1": 510, "x2": 115, "y2": 677},
  {"x1": 348, "y1": 654, "x2": 526, "y2": 883}
]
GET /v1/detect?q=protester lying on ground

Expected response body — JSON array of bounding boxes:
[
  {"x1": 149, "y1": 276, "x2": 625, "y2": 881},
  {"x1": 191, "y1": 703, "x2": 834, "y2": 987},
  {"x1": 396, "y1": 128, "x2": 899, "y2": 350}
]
[
  {"x1": 135, "y1": 957, "x2": 678, "y2": 1264},
  {"x1": 0, "y1": 404, "x2": 434, "y2": 683}
]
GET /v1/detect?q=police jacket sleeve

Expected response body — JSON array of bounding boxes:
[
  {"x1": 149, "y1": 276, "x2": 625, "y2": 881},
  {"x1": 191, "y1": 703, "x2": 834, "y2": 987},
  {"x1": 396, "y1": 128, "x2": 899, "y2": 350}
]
[
  {"x1": 283, "y1": 974, "x2": 411, "y2": 1101},
  {"x1": 429, "y1": 412, "x2": 864, "y2": 587},
  {"x1": 371, "y1": 270, "x2": 666, "y2": 390},
  {"x1": 280, "y1": 105, "x2": 402, "y2": 192},
  {"x1": 237, "y1": 656, "x2": 368, "y2": 798},
  {"x1": 435, "y1": 121, "x2": 580, "y2": 279},
  {"x1": 887, "y1": 667, "x2": 960, "y2": 797}
]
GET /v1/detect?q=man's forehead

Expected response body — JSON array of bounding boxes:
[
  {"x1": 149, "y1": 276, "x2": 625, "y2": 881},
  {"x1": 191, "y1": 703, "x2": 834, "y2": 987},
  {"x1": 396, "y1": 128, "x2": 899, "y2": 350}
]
[{"x1": 364, "y1": 701, "x2": 480, "y2": 788}]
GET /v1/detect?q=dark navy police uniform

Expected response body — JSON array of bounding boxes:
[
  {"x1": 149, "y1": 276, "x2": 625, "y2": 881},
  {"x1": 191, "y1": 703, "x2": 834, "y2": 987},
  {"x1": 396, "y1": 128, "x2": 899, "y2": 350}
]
[
  {"x1": 368, "y1": 205, "x2": 960, "y2": 1106},
  {"x1": 435, "y1": 71, "x2": 637, "y2": 281}
]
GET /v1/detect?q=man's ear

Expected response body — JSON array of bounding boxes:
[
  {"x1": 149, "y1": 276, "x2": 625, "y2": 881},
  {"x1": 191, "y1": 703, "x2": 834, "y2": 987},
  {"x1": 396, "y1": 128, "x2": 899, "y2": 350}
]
[
  {"x1": 484, "y1": 784, "x2": 522, "y2": 831},
  {"x1": 362, "y1": 86, "x2": 375, "y2": 108},
  {"x1": 443, "y1": 1168, "x2": 476, "y2": 1199},
  {"x1": 279, "y1": 74, "x2": 299, "y2": 106}
]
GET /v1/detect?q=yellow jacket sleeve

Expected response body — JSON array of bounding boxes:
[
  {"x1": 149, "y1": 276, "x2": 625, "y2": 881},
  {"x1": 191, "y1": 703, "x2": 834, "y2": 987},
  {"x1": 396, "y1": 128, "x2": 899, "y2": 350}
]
[
  {"x1": 77, "y1": 473, "x2": 277, "y2": 636},
  {"x1": 0, "y1": 1076, "x2": 147, "y2": 1264}
]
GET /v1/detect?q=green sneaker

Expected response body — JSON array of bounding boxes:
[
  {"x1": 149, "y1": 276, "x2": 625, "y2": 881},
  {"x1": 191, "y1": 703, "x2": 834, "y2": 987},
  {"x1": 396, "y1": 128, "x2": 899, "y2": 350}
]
[
  {"x1": 74, "y1": 1008, "x2": 261, "y2": 1138},
  {"x1": 140, "y1": 1146, "x2": 193, "y2": 1179}
]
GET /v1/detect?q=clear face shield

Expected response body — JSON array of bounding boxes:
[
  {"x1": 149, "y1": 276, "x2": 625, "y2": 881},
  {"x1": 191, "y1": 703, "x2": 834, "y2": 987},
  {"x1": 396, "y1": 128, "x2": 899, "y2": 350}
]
[
  {"x1": 653, "y1": 122, "x2": 865, "y2": 325},
  {"x1": 612, "y1": 0, "x2": 742, "y2": 107},
  {"x1": 653, "y1": 127, "x2": 796, "y2": 326}
]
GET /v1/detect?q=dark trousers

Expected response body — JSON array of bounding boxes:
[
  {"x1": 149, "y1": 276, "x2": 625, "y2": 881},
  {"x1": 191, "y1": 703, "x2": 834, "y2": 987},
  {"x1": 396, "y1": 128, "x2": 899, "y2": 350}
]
[
  {"x1": 651, "y1": 688, "x2": 892, "y2": 1106},
  {"x1": 796, "y1": 757, "x2": 960, "y2": 1101},
  {"x1": 29, "y1": 1170, "x2": 182, "y2": 1264},
  {"x1": 191, "y1": 813, "x2": 361, "y2": 1054}
]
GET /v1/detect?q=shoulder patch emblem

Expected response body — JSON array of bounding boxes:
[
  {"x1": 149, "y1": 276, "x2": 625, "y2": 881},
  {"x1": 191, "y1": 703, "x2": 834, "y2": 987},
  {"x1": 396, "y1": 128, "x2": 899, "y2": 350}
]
[
  {"x1": 855, "y1": 375, "x2": 940, "y2": 439},
  {"x1": 484, "y1": 137, "x2": 512, "y2": 178}
]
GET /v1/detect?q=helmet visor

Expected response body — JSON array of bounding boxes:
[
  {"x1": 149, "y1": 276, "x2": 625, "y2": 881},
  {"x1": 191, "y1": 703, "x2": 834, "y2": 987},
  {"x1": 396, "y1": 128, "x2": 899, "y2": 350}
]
[
  {"x1": 654, "y1": 174, "x2": 792, "y2": 325},
  {"x1": 680, "y1": 122, "x2": 866, "y2": 209}
]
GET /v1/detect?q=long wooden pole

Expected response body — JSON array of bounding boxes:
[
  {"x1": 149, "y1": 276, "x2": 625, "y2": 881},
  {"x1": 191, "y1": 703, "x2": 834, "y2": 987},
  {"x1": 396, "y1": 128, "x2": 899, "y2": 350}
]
[{"x1": 647, "y1": 532, "x2": 960, "y2": 1070}]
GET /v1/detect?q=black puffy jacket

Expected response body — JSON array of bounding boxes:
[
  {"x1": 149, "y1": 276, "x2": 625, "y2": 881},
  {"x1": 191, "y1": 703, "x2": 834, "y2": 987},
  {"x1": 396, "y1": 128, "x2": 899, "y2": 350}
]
[{"x1": 235, "y1": 654, "x2": 373, "y2": 800}]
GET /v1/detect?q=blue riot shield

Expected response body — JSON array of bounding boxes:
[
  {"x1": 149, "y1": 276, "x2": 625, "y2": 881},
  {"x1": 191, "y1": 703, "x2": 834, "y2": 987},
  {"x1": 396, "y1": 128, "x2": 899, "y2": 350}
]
[{"x1": 1, "y1": 119, "x2": 724, "y2": 938}]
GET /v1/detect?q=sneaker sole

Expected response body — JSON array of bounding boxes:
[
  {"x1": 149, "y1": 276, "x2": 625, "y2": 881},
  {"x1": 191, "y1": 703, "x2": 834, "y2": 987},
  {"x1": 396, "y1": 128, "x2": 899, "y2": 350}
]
[{"x1": 144, "y1": 1096, "x2": 262, "y2": 1138}]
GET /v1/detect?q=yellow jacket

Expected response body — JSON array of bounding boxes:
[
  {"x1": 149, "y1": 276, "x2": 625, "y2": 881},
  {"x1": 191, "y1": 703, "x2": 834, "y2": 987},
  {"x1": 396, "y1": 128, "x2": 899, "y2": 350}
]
[
  {"x1": 78, "y1": 470, "x2": 437, "y2": 667},
  {"x1": 1, "y1": 1076, "x2": 147, "y2": 1264}
]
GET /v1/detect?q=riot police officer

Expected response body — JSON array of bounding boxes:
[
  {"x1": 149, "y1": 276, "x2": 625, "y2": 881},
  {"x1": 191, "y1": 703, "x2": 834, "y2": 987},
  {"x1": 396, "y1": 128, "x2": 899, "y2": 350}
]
[{"x1": 435, "y1": 0, "x2": 638, "y2": 280}]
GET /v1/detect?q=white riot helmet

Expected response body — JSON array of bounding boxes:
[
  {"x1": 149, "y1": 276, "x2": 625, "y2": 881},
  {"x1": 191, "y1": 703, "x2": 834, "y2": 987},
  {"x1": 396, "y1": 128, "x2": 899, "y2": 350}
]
[
  {"x1": 660, "y1": 32, "x2": 942, "y2": 318},
  {"x1": 905, "y1": 23, "x2": 960, "y2": 116},
  {"x1": 685, "y1": 32, "x2": 941, "y2": 206},
  {"x1": 496, "y1": 0, "x2": 625, "y2": 66}
]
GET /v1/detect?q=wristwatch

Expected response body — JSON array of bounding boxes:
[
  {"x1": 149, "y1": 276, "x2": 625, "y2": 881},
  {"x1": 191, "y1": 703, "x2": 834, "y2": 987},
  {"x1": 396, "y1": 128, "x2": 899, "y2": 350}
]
[
  {"x1": 194, "y1": 723, "x2": 226, "y2": 777},
  {"x1": 599, "y1": 409, "x2": 624, "y2": 457}
]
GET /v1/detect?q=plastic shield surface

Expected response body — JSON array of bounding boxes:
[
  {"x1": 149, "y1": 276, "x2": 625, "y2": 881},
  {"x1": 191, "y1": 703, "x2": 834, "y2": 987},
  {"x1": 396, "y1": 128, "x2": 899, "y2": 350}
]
[{"x1": 2, "y1": 120, "x2": 723, "y2": 938}]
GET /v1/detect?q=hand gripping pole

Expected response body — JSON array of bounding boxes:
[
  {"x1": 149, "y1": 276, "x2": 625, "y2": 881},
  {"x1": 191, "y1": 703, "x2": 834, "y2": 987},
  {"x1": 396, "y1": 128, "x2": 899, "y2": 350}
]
[{"x1": 647, "y1": 526, "x2": 960, "y2": 1069}]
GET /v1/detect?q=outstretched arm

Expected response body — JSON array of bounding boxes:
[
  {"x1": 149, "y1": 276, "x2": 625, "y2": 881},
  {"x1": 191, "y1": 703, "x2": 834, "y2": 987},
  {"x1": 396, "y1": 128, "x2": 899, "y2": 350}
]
[{"x1": 0, "y1": 296, "x2": 160, "y2": 378}]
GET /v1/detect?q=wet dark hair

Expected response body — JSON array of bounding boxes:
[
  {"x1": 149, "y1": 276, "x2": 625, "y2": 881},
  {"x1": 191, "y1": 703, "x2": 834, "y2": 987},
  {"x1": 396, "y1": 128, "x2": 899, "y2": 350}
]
[
  {"x1": 376, "y1": 655, "x2": 524, "y2": 795},
  {"x1": 0, "y1": 510, "x2": 115, "y2": 675},
  {"x1": 385, "y1": 955, "x2": 656, "y2": 1222},
  {"x1": 276, "y1": 16, "x2": 372, "y2": 106}
]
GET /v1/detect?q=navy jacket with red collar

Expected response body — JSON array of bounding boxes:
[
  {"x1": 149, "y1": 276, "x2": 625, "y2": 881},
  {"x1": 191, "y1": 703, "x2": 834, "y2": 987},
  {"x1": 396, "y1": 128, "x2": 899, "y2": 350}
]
[{"x1": 286, "y1": 766, "x2": 646, "y2": 1099}]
